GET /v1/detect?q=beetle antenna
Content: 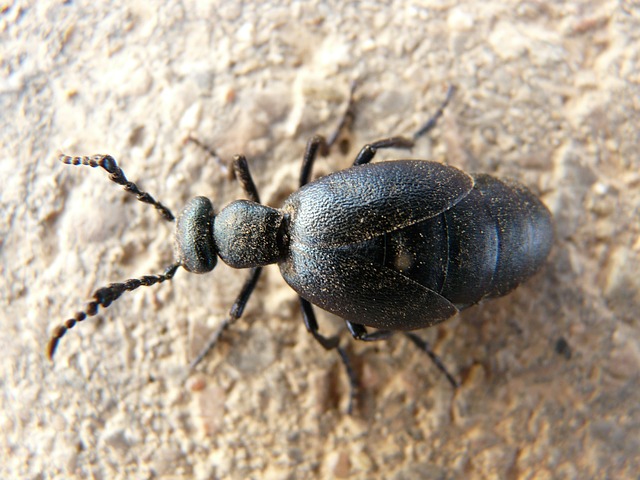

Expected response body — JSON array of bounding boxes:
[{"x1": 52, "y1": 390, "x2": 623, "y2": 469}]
[
  {"x1": 46, "y1": 263, "x2": 181, "y2": 360},
  {"x1": 59, "y1": 153, "x2": 175, "y2": 222}
]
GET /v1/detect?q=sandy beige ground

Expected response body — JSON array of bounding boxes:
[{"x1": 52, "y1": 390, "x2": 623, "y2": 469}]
[{"x1": 1, "y1": 1, "x2": 639, "y2": 478}]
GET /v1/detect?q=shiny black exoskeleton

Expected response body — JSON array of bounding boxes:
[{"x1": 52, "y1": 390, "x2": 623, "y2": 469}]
[{"x1": 48, "y1": 86, "x2": 553, "y2": 411}]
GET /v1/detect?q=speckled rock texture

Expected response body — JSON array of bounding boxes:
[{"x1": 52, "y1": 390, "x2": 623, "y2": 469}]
[{"x1": 1, "y1": 1, "x2": 638, "y2": 478}]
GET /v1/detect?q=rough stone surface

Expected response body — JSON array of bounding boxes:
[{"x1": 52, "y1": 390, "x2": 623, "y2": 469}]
[{"x1": 1, "y1": 1, "x2": 638, "y2": 478}]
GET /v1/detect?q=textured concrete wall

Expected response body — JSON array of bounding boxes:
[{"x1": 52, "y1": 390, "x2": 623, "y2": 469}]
[{"x1": 1, "y1": 1, "x2": 638, "y2": 478}]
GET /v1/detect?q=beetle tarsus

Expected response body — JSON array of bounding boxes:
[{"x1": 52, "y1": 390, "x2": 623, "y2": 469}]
[
  {"x1": 405, "y1": 332, "x2": 460, "y2": 389},
  {"x1": 337, "y1": 346, "x2": 358, "y2": 415},
  {"x1": 412, "y1": 84, "x2": 457, "y2": 141},
  {"x1": 188, "y1": 267, "x2": 263, "y2": 373},
  {"x1": 325, "y1": 80, "x2": 358, "y2": 149}
]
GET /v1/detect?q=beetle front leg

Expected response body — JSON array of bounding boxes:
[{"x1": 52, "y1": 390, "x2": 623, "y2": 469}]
[
  {"x1": 188, "y1": 267, "x2": 262, "y2": 372},
  {"x1": 180, "y1": 149, "x2": 264, "y2": 372},
  {"x1": 325, "y1": 80, "x2": 357, "y2": 148},
  {"x1": 232, "y1": 154, "x2": 261, "y2": 203},
  {"x1": 300, "y1": 297, "x2": 358, "y2": 414},
  {"x1": 185, "y1": 140, "x2": 262, "y2": 203}
]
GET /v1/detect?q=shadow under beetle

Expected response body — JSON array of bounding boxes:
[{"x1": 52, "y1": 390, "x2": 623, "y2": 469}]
[{"x1": 47, "y1": 85, "x2": 553, "y2": 412}]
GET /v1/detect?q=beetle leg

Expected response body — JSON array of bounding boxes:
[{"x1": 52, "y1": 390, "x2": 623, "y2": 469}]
[
  {"x1": 184, "y1": 136, "x2": 229, "y2": 177},
  {"x1": 232, "y1": 154, "x2": 260, "y2": 203},
  {"x1": 353, "y1": 137, "x2": 416, "y2": 166},
  {"x1": 181, "y1": 147, "x2": 265, "y2": 372},
  {"x1": 185, "y1": 139, "x2": 262, "y2": 203},
  {"x1": 345, "y1": 321, "x2": 395, "y2": 340},
  {"x1": 404, "y1": 333, "x2": 460, "y2": 388},
  {"x1": 188, "y1": 267, "x2": 262, "y2": 372},
  {"x1": 299, "y1": 82, "x2": 358, "y2": 187},
  {"x1": 299, "y1": 135, "x2": 330, "y2": 187},
  {"x1": 346, "y1": 321, "x2": 460, "y2": 389},
  {"x1": 299, "y1": 297, "x2": 340, "y2": 350},
  {"x1": 352, "y1": 85, "x2": 457, "y2": 166},
  {"x1": 412, "y1": 85, "x2": 456, "y2": 140},
  {"x1": 336, "y1": 346, "x2": 357, "y2": 415},
  {"x1": 326, "y1": 80, "x2": 357, "y2": 148},
  {"x1": 300, "y1": 297, "x2": 358, "y2": 414}
]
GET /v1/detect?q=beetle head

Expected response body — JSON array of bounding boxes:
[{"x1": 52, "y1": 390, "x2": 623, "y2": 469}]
[{"x1": 175, "y1": 196, "x2": 218, "y2": 273}]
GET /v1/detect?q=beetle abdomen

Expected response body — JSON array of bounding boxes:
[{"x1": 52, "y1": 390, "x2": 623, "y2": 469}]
[
  {"x1": 466, "y1": 174, "x2": 553, "y2": 302},
  {"x1": 361, "y1": 174, "x2": 553, "y2": 309}
]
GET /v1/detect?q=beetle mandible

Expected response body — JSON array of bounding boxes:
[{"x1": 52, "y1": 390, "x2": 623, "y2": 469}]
[{"x1": 47, "y1": 85, "x2": 553, "y2": 410}]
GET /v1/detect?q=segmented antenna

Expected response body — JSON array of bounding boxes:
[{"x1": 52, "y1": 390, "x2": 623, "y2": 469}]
[
  {"x1": 46, "y1": 264, "x2": 180, "y2": 360},
  {"x1": 49, "y1": 153, "x2": 181, "y2": 359},
  {"x1": 58, "y1": 154, "x2": 175, "y2": 221}
]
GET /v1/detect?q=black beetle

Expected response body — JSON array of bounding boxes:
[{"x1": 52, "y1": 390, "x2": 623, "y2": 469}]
[{"x1": 48, "y1": 86, "x2": 553, "y2": 410}]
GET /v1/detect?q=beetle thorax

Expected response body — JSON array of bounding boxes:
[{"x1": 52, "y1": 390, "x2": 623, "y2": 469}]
[{"x1": 214, "y1": 200, "x2": 285, "y2": 268}]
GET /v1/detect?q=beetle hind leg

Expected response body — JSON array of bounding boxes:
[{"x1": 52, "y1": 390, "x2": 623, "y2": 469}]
[
  {"x1": 352, "y1": 84, "x2": 457, "y2": 166},
  {"x1": 404, "y1": 332, "x2": 460, "y2": 388},
  {"x1": 346, "y1": 321, "x2": 460, "y2": 389},
  {"x1": 345, "y1": 321, "x2": 395, "y2": 341},
  {"x1": 411, "y1": 85, "x2": 456, "y2": 141},
  {"x1": 352, "y1": 137, "x2": 416, "y2": 166}
]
